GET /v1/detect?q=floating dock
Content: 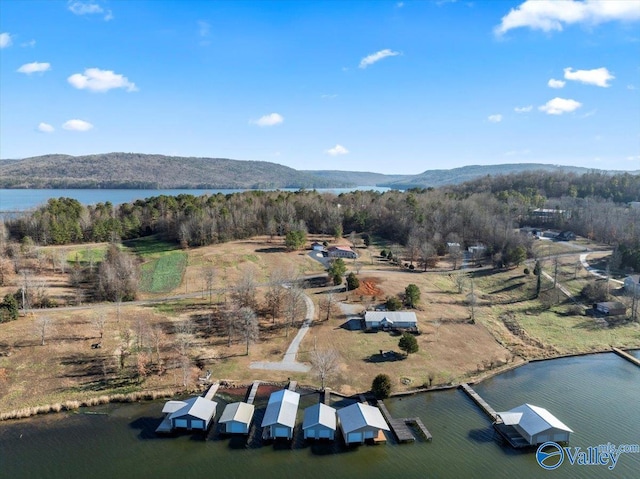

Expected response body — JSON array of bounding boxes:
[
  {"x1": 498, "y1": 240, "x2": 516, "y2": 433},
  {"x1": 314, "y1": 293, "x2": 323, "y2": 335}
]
[
  {"x1": 459, "y1": 383, "x2": 499, "y2": 422},
  {"x1": 377, "y1": 400, "x2": 432, "y2": 443},
  {"x1": 246, "y1": 380, "x2": 261, "y2": 405},
  {"x1": 612, "y1": 347, "x2": 640, "y2": 368}
]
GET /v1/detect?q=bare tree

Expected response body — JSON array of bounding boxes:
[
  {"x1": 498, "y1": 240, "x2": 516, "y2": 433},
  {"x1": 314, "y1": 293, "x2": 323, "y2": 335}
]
[
  {"x1": 310, "y1": 346, "x2": 340, "y2": 390},
  {"x1": 91, "y1": 311, "x2": 108, "y2": 340},
  {"x1": 232, "y1": 266, "x2": 258, "y2": 310},
  {"x1": 204, "y1": 266, "x2": 216, "y2": 305},
  {"x1": 237, "y1": 307, "x2": 259, "y2": 355},
  {"x1": 466, "y1": 279, "x2": 477, "y2": 324},
  {"x1": 319, "y1": 292, "x2": 338, "y2": 321},
  {"x1": 96, "y1": 244, "x2": 140, "y2": 321},
  {"x1": 420, "y1": 242, "x2": 436, "y2": 272},
  {"x1": 265, "y1": 270, "x2": 286, "y2": 323},
  {"x1": 349, "y1": 231, "x2": 358, "y2": 249},
  {"x1": 454, "y1": 274, "x2": 467, "y2": 294},
  {"x1": 174, "y1": 320, "x2": 195, "y2": 386},
  {"x1": 149, "y1": 324, "x2": 166, "y2": 373},
  {"x1": 283, "y1": 285, "x2": 306, "y2": 338},
  {"x1": 35, "y1": 315, "x2": 52, "y2": 346}
]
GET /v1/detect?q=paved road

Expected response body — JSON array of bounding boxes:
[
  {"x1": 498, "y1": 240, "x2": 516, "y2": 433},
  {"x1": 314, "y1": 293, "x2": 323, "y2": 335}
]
[
  {"x1": 250, "y1": 291, "x2": 314, "y2": 373},
  {"x1": 580, "y1": 253, "x2": 624, "y2": 285}
]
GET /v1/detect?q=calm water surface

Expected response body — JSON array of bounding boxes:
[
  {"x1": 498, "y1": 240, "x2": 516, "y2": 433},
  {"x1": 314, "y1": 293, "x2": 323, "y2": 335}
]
[
  {"x1": 1, "y1": 353, "x2": 638, "y2": 479},
  {"x1": 0, "y1": 187, "x2": 390, "y2": 212}
]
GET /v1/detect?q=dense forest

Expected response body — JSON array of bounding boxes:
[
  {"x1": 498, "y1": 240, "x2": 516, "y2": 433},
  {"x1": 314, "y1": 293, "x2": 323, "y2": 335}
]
[{"x1": 4, "y1": 170, "x2": 640, "y2": 272}]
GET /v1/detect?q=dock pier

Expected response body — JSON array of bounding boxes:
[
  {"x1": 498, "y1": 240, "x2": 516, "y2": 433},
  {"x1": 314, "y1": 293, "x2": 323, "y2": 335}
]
[
  {"x1": 246, "y1": 380, "x2": 261, "y2": 405},
  {"x1": 612, "y1": 347, "x2": 640, "y2": 368},
  {"x1": 459, "y1": 383, "x2": 499, "y2": 422},
  {"x1": 377, "y1": 400, "x2": 432, "y2": 443},
  {"x1": 287, "y1": 380, "x2": 297, "y2": 391},
  {"x1": 322, "y1": 388, "x2": 331, "y2": 405},
  {"x1": 203, "y1": 382, "x2": 219, "y2": 401}
]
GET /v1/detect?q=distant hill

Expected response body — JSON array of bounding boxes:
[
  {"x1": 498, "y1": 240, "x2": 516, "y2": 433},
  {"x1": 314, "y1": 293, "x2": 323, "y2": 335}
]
[
  {"x1": 377, "y1": 163, "x2": 624, "y2": 189},
  {"x1": 302, "y1": 170, "x2": 408, "y2": 186},
  {"x1": 0, "y1": 153, "x2": 351, "y2": 189}
]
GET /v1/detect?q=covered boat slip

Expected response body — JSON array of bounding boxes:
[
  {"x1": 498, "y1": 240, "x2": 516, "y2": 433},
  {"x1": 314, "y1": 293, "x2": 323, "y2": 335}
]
[
  {"x1": 219, "y1": 402, "x2": 255, "y2": 435},
  {"x1": 302, "y1": 403, "x2": 337, "y2": 440},
  {"x1": 494, "y1": 404, "x2": 573, "y2": 447},
  {"x1": 261, "y1": 389, "x2": 301, "y2": 440},
  {"x1": 337, "y1": 402, "x2": 390, "y2": 445},
  {"x1": 156, "y1": 396, "x2": 218, "y2": 433}
]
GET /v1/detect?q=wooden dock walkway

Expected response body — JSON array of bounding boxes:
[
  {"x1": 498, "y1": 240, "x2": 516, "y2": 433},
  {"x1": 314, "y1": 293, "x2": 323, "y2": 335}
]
[
  {"x1": 246, "y1": 380, "x2": 261, "y2": 405},
  {"x1": 203, "y1": 382, "x2": 219, "y2": 401},
  {"x1": 612, "y1": 347, "x2": 640, "y2": 368},
  {"x1": 287, "y1": 380, "x2": 297, "y2": 391},
  {"x1": 459, "y1": 383, "x2": 499, "y2": 422},
  {"x1": 377, "y1": 400, "x2": 432, "y2": 443}
]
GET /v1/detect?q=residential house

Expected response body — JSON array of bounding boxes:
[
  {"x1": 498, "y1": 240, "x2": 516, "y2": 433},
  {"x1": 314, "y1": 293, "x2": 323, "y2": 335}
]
[
  {"x1": 327, "y1": 246, "x2": 358, "y2": 259},
  {"x1": 364, "y1": 311, "x2": 418, "y2": 330}
]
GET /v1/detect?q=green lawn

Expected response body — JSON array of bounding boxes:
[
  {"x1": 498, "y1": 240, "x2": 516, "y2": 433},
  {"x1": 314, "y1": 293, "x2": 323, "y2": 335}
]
[
  {"x1": 125, "y1": 236, "x2": 188, "y2": 294},
  {"x1": 65, "y1": 245, "x2": 108, "y2": 264}
]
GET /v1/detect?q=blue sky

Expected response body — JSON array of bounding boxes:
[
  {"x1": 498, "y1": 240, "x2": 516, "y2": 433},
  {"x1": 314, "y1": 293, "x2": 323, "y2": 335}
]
[{"x1": 1, "y1": 0, "x2": 639, "y2": 174}]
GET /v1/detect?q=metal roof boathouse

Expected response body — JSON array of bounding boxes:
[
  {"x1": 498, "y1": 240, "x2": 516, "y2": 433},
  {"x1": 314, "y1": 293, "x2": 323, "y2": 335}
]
[
  {"x1": 219, "y1": 402, "x2": 255, "y2": 435},
  {"x1": 261, "y1": 389, "x2": 300, "y2": 440},
  {"x1": 303, "y1": 403, "x2": 337, "y2": 440},
  {"x1": 336, "y1": 402, "x2": 390, "y2": 445},
  {"x1": 494, "y1": 403, "x2": 573, "y2": 447}
]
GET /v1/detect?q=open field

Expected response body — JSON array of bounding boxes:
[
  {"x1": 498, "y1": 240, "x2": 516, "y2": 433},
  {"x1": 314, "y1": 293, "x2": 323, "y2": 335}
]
[{"x1": 1, "y1": 235, "x2": 639, "y2": 415}]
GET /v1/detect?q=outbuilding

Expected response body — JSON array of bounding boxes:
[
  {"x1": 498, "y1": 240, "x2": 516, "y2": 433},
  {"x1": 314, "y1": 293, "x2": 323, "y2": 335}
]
[
  {"x1": 336, "y1": 402, "x2": 389, "y2": 445},
  {"x1": 624, "y1": 275, "x2": 640, "y2": 295},
  {"x1": 496, "y1": 403, "x2": 572, "y2": 446},
  {"x1": 594, "y1": 301, "x2": 627, "y2": 316},
  {"x1": 327, "y1": 246, "x2": 358, "y2": 259},
  {"x1": 261, "y1": 389, "x2": 300, "y2": 440},
  {"x1": 165, "y1": 396, "x2": 218, "y2": 431},
  {"x1": 303, "y1": 403, "x2": 337, "y2": 440},
  {"x1": 219, "y1": 402, "x2": 255, "y2": 434},
  {"x1": 364, "y1": 311, "x2": 418, "y2": 330}
]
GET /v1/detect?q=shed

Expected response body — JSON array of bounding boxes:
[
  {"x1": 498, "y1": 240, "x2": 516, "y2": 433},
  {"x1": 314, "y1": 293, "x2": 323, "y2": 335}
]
[
  {"x1": 336, "y1": 403, "x2": 389, "y2": 445},
  {"x1": 311, "y1": 242, "x2": 325, "y2": 251},
  {"x1": 219, "y1": 402, "x2": 255, "y2": 434},
  {"x1": 167, "y1": 396, "x2": 217, "y2": 431},
  {"x1": 594, "y1": 301, "x2": 627, "y2": 316},
  {"x1": 496, "y1": 404, "x2": 572, "y2": 445},
  {"x1": 303, "y1": 403, "x2": 337, "y2": 440},
  {"x1": 364, "y1": 311, "x2": 417, "y2": 329},
  {"x1": 261, "y1": 389, "x2": 300, "y2": 439}
]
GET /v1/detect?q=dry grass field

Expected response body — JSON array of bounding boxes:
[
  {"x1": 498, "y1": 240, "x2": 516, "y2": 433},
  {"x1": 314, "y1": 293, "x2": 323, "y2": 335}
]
[{"x1": 1, "y1": 235, "x2": 639, "y2": 415}]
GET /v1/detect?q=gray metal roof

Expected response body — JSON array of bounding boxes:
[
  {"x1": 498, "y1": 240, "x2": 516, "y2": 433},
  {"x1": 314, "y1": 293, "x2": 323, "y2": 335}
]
[
  {"x1": 170, "y1": 396, "x2": 217, "y2": 422},
  {"x1": 364, "y1": 311, "x2": 417, "y2": 325},
  {"x1": 162, "y1": 400, "x2": 187, "y2": 414},
  {"x1": 497, "y1": 404, "x2": 572, "y2": 435},
  {"x1": 219, "y1": 402, "x2": 255, "y2": 425},
  {"x1": 261, "y1": 389, "x2": 300, "y2": 428},
  {"x1": 302, "y1": 403, "x2": 336, "y2": 431},
  {"x1": 336, "y1": 403, "x2": 389, "y2": 434}
]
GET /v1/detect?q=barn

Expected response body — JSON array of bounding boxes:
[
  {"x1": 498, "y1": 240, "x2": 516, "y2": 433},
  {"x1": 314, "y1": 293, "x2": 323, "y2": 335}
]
[
  {"x1": 496, "y1": 404, "x2": 573, "y2": 445},
  {"x1": 261, "y1": 389, "x2": 300, "y2": 440},
  {"x1": 165, "y1": 396, "x2": 218, "y2": 431},
  {"x1": 336, "y1": 403, "x2": 389, "y2": 445},
  {"x1": 219, "y1": 402, "x2": 255, "y2": 434},
  {"x1": 302, "y1": 403, "x2": 336, "y2": 440},
  {"x1": 594, "y1": 301, "x2": 627, "y2": 316},
  {"x1": 364, "y1": 311, "x2": 418, "y2": 330}
]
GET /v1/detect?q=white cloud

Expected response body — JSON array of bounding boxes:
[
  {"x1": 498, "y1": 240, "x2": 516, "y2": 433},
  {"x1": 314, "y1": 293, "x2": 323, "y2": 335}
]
[
  {"x1": 488, "y1": 114, "x2": 503, "y2": 123},
  {"x1": 564, "y1": 67, "x2": 614, "y2": 87},
  {"x1": 68, "y1": 68, "x2": 137, "y2": 92},
  {"x1": 548, "y1": 78, "x2": 566, "y2": 88},
  {"x1": 325, "y1": 144, "x2": 349, "y2": 156},
  {"x1": 37, "y1": 122, "x2": 55, "y2": 133},
  {"x1": 21, "y1": 39, "x2": 36, "y2": 48},
  {"x1": 62, "y1": 119, "x2": 94, "y2": 131},
  {"x1": 359, "y1": 49, "x2": 400, "y2": 69},
  {"x1": 68, "y1": 1, "x2": 113, "y2": 21},
  {"x1": 538, "y1": 97, "x2": 582, "y2": 115},
  {"x1": 514, "y1": 105, "x2": 533, "y2": 113},
  {"x1": 198, "y1": 20, "x2": 210, "y2": 37},
  {"x1": 494, "y1": 0, "x2": 640, "y2": 36},
  {"x1": 17, "y1": 62, "x2": 51, "y2": 74},
  {"x1": 396, "y1": 2, "x2": 405, "y2": 8},
  {"x1": 505, "y1": 149, "x2": 531, "y2": 156},
  {"x1": 0, "y1": 32, "x2": 12, "y2": 48},
  {"x1": 250, "y1": 113, "x2": 284, "y2": 127},
  {"x1": 628, "y1": 84, "x2": 637, "y2": 90}
]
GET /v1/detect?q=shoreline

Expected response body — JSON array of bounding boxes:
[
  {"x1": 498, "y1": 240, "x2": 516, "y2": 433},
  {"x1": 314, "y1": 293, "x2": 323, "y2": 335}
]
[{"x1": 2, "y1": 347, "x2": 637, "y2": 423}]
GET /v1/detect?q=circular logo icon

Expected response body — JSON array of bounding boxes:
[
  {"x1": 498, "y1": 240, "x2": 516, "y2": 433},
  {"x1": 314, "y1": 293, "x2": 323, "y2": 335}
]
[{"x1": 537, "y1": 441, "x2": 564, "y2": 470}]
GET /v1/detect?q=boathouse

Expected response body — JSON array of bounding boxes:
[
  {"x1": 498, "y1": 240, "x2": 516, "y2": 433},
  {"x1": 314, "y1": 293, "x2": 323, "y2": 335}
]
[
  {"x1": 163, "y1": 396, "x2": 218, "y2": 431},
  {"x1": 219, "y1": 402, "x2": 255, "y2": 434},
  {"x1": 336, "y1": 403, "x2": 390, "y2": 445},
  {"x1": 261, "y1": 389, "x2": 300, "y2": 440},
  {"x1": 303, "y1": 403, "x2": 336, "y2": 440},
  {"x1": 495, "y1": 404, "x2": 572, "y2": 446},
  {"x1": 364, "y1": 311, "x2": 418, "y2": 330}
]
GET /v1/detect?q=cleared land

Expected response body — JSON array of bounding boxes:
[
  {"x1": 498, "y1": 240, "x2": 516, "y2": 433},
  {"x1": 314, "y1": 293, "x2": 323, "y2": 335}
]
[{"x1": 1, "y1": 235, "x2": 638, "y2": 414}]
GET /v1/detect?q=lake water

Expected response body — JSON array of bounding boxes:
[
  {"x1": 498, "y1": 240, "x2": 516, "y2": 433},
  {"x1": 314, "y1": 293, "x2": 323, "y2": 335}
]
[
  {"x1": 1, "y1": 353, "x2": 638, "y2": 479},
  {"x1": 0, "y1": 187, "x2": 390, "y2": 212}
]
